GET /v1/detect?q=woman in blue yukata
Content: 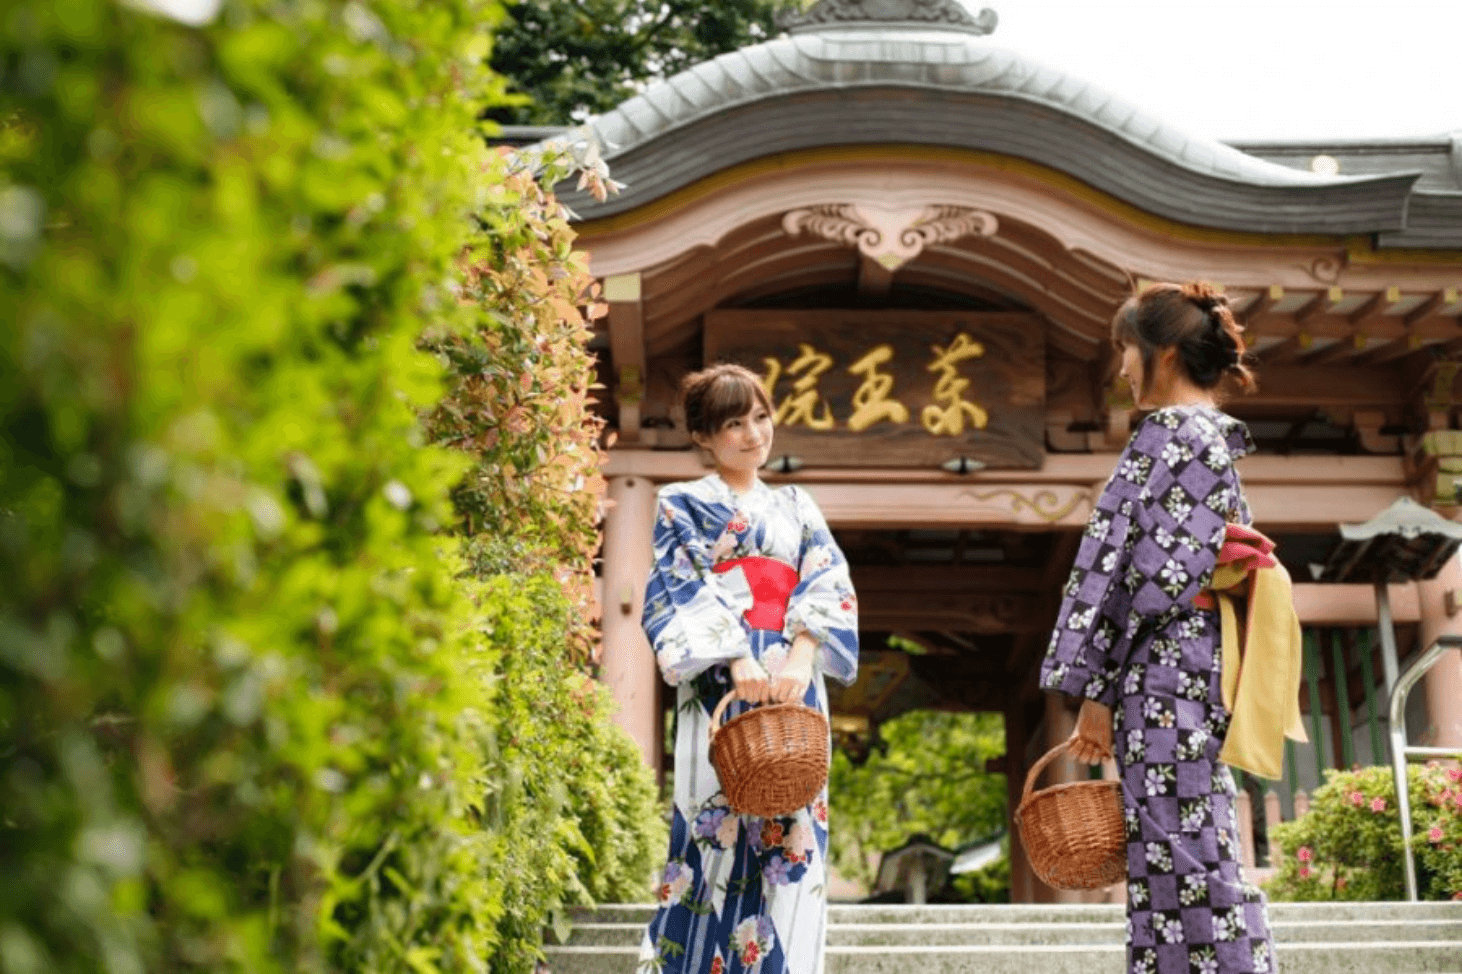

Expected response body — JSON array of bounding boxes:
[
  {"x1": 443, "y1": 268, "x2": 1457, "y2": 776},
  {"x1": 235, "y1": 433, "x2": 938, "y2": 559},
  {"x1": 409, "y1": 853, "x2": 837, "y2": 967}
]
[
  {"x1": 637, "y1": 364, "x2": 859, "y2": 974},
  {"x1": 1040, "y1": 282, "x2": 1278, "y2": 974}
]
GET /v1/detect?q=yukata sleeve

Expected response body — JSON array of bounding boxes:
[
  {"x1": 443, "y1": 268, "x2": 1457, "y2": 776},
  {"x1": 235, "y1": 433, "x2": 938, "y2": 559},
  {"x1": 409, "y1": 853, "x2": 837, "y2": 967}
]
[
  {"x1": 640, "y1": 489, "x2": 754, "y2": 686},
  {"x1": 1038, "y1": 439, "x2": 1145, "y2": 708},
  {"x1": 783, "y1": 487, "x2": 859, "y2": 687},
  {"x1": 1125, "y1": 419, "x2": 1232, "y2": 619}
]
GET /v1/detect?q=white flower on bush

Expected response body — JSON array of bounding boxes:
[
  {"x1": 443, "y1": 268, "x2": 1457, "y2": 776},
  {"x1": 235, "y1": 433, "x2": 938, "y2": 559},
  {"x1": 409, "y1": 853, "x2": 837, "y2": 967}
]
[
  {"x1": 1101, "y1": 550, "x2": 1120, "y2": 573},
  {"x1": 1086, "y1": 515, "x2": 1111, "y2": 541}
]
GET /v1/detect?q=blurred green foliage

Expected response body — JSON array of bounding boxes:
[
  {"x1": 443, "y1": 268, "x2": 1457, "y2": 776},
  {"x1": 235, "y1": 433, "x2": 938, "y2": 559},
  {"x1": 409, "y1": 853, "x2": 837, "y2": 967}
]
[
  {"x1": 828, "y1": 710, "x2": 1008, "y2": 896},
  {"x1": 486, "y1": 0, "x2": 812, "y2": 125},
  {"x1": 1266, "y1": 763, "x2": 1462, "y2": 901},
  {"x1": 0, "y1": 1, "x2": 660, "y2": 971}
]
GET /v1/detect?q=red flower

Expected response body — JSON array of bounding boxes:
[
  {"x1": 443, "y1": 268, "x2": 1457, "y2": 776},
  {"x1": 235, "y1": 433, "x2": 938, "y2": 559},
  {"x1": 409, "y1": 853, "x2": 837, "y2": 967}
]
[
  {"x1": 1370, "y1": 797, "x2": 1387, "y2": 813},
  {"x1": 761, "y1": 822, "x2": 784, "y2": 848},
  {"x1": 814, "y1": 799, "x2": 828, "y2": 824},
  {"x1": 1298, "y1": 865, "x2": 1311, "y2": 879},
  {"x1": 1296, "y1": 846, "x2": 1312, "y2": 862},
  {"x1": 710, "y1": 957, "x2": 724, "y2": 974},
  {"x1": 728, "y1": 513, "x2": 749, "y2": 533},
  {"x1": 659, "y1": 884, "x2": 671, "y2": 902},
  {"x1": 1348, "y1": 790, "x2": 1365, "y2": 807},
  {"x1": 1429, "y1": 825, "x2": 1445, "y2": 843},
  {"x1": 1447, "y1": 768, "x2": 1462, "y2": 782},
  {"x1": 743, "y1": 943, "x2": 759, "y2": 964}
]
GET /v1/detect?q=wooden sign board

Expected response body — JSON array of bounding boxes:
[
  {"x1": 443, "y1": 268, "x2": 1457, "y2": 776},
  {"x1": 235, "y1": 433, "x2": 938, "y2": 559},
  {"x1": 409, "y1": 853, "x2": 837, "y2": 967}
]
[{"x1": 704, "y1": 310, "x2": 1045, "y2": 469}]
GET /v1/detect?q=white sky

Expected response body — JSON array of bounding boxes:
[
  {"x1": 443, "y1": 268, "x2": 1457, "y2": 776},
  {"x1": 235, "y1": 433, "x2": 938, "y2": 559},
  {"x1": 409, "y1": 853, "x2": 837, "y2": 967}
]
[{"x1": 976, "y1": 1, "x2": 1462, "y2": 141}]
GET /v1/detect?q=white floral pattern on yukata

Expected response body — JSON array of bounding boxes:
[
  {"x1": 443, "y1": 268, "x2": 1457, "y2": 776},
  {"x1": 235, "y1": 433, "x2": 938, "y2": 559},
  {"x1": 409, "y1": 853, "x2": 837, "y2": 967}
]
[
  {"x1": 1039, "y1": 405, "x2": 1278, "y2": 974},
  {"x1": 639, "y1": 475, "x2": 858, "y2": 974}
]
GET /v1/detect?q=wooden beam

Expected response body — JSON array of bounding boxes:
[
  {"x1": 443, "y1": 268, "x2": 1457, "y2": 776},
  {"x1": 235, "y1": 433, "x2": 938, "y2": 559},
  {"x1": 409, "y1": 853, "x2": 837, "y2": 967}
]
[
  {"x1": 1298, "y1": 287, "x2": 1403, "y2": 366},
  {"x1": 1356, "y1": 288, "x2": 1462, "y2": 366},
  {"x1": 606, "y1": 448, "x2": 1407, "y2": 487},
  {"x1": 857, "y1": 254, "x2": 895, "y2": 297},
  {"x1": 851, "y1": 565, "x2": 1043, "y2": 592},
  {"x1": 1240, "y1": 284, "x2": 1284, "y2": 325},
  {"x1": 605, "y1": 272, "x2": 646, "y2": 443}
]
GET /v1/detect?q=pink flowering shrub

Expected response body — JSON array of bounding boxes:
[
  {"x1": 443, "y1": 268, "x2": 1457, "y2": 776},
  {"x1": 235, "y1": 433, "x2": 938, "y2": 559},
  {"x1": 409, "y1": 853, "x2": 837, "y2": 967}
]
[{"x1": 1267, "y1": 764, "x2": 1462, "y2": 901}]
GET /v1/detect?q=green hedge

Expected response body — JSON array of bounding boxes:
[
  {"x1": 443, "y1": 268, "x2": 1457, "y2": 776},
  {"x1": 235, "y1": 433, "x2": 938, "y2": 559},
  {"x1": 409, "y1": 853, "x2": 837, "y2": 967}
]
[
  {"x1": 1267, "y1": 764, "x2": 1462, "y2": 901},
  {"x1": 0, "y1": 2, "x2": 659, "y2": 972}
]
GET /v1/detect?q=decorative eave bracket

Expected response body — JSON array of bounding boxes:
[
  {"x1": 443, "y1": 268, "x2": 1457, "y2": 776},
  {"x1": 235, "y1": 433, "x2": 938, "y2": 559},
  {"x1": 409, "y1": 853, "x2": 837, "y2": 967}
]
[{"x1": 782, "y1": 203, "x2": 998, "y2": 296}]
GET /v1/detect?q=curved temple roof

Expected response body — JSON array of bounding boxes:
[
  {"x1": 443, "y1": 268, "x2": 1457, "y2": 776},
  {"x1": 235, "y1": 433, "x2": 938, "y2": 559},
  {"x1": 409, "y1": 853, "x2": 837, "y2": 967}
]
[{"x1": 552, "y1": 9, "x2": 1461, "y2": 248}]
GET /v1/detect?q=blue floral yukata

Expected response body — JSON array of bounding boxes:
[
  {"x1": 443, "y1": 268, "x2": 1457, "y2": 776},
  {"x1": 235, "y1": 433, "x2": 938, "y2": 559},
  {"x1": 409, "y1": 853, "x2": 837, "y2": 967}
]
[
  {"x1": 639, "y1": 474, "x2": 858, "y2": 974},
  {"x1": 1040, "y1": 405, "x2": 1278, "y2": 974}
]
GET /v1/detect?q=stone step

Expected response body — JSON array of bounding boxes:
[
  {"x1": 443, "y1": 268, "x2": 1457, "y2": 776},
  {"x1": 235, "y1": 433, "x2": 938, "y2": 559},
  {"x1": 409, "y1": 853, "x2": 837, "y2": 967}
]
[
  {"x1": 571, "y1": 900, "x2": 1462, "y2": 926},
  {"x1": 559, "y1": 918, "x2": 1462, "y2": 948},
  {"x1": 543, "y1": 940, "x2": 1462, "y2": 974}
]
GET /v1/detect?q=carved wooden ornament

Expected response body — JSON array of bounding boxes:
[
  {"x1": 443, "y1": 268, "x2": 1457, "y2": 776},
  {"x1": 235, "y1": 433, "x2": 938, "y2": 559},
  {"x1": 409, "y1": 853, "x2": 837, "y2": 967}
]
[{"x1": 782, "y1": 203, "x2": 998, "y2": 271}]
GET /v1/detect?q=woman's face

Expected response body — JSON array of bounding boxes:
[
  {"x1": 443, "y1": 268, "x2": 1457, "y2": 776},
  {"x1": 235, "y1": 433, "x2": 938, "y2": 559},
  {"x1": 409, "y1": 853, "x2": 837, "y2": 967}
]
[
  {"x1": 1117, "y1": 341, "x2": 1147, "y2": 406},
  {"x1": 1117, "y1": 341, "x2": 1181, "y2": 409},
  {"x1": 695, "y1": 402, "x2": 775, "y2": 476}
]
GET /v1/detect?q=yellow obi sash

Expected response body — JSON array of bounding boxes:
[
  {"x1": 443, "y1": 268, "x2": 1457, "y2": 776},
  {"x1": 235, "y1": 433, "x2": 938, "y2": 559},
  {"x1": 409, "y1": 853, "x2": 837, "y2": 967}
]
[{"x1": 1193, "y1": 524, "x2": 1308, "y2": 779}]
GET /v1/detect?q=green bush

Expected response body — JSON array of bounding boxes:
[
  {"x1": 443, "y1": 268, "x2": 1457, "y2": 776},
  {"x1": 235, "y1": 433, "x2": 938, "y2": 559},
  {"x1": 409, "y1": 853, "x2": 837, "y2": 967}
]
[
  {"x1": 828, "y1": 710, "x2": 1007, "y2": 893},
  {"x1": 1266, "y1": 763, "x2": 1462, "y2": 901},
  {"x1": 0, "y1": 1, "x2": 659, "y2": 971}
]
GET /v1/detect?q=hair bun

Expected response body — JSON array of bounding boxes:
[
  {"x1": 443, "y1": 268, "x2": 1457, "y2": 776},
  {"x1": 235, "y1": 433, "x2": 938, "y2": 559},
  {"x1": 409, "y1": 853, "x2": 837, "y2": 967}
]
[{"x1": 1180, "y1": 281, "x2": 1226, "y2": 314}]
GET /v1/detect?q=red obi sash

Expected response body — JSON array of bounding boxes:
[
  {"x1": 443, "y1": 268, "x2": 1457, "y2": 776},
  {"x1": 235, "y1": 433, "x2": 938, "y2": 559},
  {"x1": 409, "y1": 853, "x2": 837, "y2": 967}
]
[{"x1": 712, "y1": 556, "x2": 799, "y2": 632}]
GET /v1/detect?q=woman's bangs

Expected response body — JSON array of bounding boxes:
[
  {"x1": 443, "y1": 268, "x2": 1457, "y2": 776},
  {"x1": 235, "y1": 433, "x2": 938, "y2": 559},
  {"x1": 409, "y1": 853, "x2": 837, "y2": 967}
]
[{"x1": 704, "y1": 373, "x2": 770, "y2": 432}]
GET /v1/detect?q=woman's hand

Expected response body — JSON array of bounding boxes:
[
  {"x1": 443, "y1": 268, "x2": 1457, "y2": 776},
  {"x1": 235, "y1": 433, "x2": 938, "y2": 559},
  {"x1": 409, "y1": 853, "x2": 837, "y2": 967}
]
[
  {"x1": 770, "y1": 633, "x2": 817, "y2": 704},
  {"x1": 730, "y1": 656, "x2": 772, "y2": 704},
  {"x1": 1068, "y1": 698, "x2": 1114, "y2": 765}
]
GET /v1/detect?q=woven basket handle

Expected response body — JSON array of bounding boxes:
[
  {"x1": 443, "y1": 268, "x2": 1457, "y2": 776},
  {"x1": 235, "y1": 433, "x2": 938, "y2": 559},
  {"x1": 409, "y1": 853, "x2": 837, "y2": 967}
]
[
  {"x1": 708, "y1": 690, "x2": 747, "y2": 747},
  {"x1": 1021, "y1": 740, "x2": 1074, "y2": 805},
  {"x1": 1021, "y1": 739, "x2": 1117, "y2": 804}
]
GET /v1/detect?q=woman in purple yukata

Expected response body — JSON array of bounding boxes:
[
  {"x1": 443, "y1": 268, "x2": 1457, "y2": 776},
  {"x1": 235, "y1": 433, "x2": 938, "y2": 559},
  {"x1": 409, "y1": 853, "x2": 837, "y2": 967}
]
[
  {"x1": 638, "y1": 364, "x2": 859, "y2": 974},
  {"x1": 1040, "y1": 282, "x2": 1279, "y2": 974}
]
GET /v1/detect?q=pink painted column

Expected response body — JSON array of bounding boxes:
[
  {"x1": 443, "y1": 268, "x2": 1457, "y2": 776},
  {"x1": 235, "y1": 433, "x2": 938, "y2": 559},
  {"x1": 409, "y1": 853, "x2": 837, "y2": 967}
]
[
  {"x1": 601, "y1": 475, "x2": 662, "y2": 774},
  {"x1": 1414, "y1": 554, "x2": 1462, "y2": 749}
]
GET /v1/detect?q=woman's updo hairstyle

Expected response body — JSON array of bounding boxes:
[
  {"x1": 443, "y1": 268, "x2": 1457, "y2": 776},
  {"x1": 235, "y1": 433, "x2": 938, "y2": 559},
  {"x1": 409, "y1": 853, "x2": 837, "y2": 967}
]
[
  {"x1": 680, "y1": 363, "x2": 775, "y2": 439},
  {"x1": 1113, "y1": 281, "x2": 1256, "y2": 397}
]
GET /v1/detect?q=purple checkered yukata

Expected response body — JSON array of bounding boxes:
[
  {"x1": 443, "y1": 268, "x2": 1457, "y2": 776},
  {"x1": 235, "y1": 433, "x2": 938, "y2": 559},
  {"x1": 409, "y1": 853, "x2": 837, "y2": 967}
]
[
  {"x1": 1040, "y1": 405, "x2": 1278, "y2": 974},
  {"x1": 638, "y1": 474, "x2": 859, "y2": 974}
]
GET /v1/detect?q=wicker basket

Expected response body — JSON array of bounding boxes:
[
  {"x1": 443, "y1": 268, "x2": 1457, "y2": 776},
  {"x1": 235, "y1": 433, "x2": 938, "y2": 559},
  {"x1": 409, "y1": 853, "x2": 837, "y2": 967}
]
[
  {"x1": 1014, "y1": 740, "x2": 1127, "y2": 890},
  {"x1": 709, "y1": 692, "x2": 829, "y2": 818}
]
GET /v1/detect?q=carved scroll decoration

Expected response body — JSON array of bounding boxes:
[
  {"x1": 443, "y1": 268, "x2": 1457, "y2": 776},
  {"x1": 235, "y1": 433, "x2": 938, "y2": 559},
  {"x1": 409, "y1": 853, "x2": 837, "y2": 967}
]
[
  {"x1": 783, "y1": 203, "x2": 999, "y2": 271},
  {"x1": 958, "y1": 487, "x2": 1089, "y2": 524}
]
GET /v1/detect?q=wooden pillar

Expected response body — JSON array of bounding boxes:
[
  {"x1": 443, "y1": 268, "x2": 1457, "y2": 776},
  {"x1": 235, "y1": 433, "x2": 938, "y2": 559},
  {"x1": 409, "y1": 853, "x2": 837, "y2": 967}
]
[
  {"x1": 1415, "y1": 555, "x2": 1462, "y2": 749},
  {"x1": 1042, "y1": 693, "x2": 1083, "y2": 904},
  {"x1": 1004, "y1": 704, "x2": 1036, "y2": 904},
  {"x1": 601, "y1": 475, "x2": 661, "y2": 774}
]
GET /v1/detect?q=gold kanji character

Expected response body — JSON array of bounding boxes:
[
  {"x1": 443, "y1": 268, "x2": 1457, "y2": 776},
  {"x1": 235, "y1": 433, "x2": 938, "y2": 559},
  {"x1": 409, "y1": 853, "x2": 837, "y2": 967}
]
[
  {"x1": 846, "y1": 344, "x2": 909, "y2": 432},
  {"x1": 762, "y1": 343, "x2": 836, "y2": 430},
  {"x1": 922, "y1": 332, "x2": 988, "y2": 436}
]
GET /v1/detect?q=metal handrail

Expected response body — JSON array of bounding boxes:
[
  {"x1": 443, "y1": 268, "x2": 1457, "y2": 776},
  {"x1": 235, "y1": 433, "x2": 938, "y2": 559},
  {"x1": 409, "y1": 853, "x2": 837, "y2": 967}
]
[{"x1": 1388, "y1": 633, "x2": 1462, "y2": 900}]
